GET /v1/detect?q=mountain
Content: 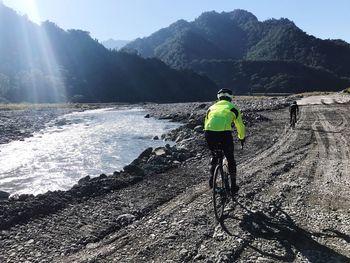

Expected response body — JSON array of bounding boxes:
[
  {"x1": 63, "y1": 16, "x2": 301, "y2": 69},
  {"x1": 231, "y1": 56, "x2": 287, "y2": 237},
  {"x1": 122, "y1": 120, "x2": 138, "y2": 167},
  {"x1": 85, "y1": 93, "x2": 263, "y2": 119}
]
[
  {"x1": 0, "y1": 3, "x2": 217, "y2": 103},
  {"x1": 124, "y1": 10, "x2": 350, "y2": 94},
  {"x1": 101, "y1": 39, "x2": 130, "y2": 50}
]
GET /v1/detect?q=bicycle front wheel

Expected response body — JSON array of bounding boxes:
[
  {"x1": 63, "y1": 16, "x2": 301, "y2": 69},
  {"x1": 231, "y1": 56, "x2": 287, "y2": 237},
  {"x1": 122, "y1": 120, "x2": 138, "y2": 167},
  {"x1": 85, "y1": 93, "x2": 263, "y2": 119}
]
[{"x1": 213, "y1": 165, "x2": 226, "y2": 221}]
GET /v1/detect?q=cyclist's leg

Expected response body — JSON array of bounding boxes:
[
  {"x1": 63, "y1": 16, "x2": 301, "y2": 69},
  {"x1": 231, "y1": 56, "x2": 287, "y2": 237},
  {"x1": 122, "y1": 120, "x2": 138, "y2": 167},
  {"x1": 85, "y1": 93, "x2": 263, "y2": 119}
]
[
  {"x1": 221, "y1": 132, "x2": 239, "y2": 193},
  {"x1": 205, "y1": 131, "x2": 220, "y2": 188},
  {"x1": 205, "y1": 131, "x2": 220, "y2": 170}
]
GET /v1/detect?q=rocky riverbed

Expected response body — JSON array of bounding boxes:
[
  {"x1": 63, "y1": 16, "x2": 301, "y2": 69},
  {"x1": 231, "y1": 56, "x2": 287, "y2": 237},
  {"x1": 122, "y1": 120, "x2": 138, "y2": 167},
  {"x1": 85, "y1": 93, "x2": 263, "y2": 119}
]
[
  {"x1": 0, "y1": 104, "x2": 104, "y2": 145},
  {"x1": 1, "y1": 96, "x2": 349, "y2": 263}
]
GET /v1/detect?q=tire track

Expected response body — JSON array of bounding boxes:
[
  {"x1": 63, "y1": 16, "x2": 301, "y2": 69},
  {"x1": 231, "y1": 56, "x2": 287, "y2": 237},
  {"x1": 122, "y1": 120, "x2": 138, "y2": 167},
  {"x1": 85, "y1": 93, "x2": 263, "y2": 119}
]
[
  {"x1": 240, "y1": 108, "x2": 307, "y2": 171},
  {"x1": 288, "y1": 105, "x2": 350, "y2": 260},
  {"x1": 236, "y1": 107, "x2": 310, "y2": 200},
  {"x1": 313, "y1": 109, "x2": 349, "y2": 185}
]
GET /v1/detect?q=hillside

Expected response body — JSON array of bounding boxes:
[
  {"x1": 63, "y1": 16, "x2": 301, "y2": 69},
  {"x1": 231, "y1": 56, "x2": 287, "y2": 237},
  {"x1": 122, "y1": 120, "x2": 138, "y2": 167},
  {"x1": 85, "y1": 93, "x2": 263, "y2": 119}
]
[
  {"x1": 0, "y1": 3, "x2": 217, "y2": 103},
  {"x1": 124, "y1": 10, "x2": 350, "y2": 94},
  {"x1": 191, "y1": 59, "x2": 349, "y2": 94}
]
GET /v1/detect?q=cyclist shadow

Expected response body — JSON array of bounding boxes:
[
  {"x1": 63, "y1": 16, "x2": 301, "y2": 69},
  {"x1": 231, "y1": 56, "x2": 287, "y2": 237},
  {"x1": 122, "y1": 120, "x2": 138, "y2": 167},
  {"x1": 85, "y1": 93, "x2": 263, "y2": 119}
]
[{"x1": 219, "y1": 201, "x2": 350, "y2": 262}]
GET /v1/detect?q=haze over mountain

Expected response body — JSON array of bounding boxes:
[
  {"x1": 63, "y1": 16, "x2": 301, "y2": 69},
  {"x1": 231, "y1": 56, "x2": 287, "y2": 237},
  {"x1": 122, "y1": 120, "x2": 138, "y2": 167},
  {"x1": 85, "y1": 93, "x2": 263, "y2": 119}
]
[
  {"x1": 101, "y1": 39, "x2": 130, "y2": 50},
  {"x1": 0, "y1": 3, "x2": 216, "y2": 103},
  {"x1": 124, "y1": 10, "x2": 350, "y2": 94}
]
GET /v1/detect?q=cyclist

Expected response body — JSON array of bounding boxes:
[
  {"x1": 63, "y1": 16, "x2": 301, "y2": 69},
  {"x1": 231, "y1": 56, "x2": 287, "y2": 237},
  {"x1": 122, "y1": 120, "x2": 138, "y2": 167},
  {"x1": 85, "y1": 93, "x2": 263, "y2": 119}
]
[
  {"x1": 290, "y1": 101, "x2": 299, "y2": 126},
  {"x1": 204, "y1": 88, "x2": 246, "y2": 195}
]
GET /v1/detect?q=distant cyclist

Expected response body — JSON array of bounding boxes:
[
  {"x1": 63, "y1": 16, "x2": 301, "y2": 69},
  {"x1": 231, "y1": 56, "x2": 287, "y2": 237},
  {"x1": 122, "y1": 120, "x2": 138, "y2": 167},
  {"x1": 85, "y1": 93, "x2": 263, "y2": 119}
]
[
  {"x1": 290, "y1": 101, "x2": 299, "y2": 126},
  {"x1": 204, "y1": 88, "x2": 246, "y2": 195}
]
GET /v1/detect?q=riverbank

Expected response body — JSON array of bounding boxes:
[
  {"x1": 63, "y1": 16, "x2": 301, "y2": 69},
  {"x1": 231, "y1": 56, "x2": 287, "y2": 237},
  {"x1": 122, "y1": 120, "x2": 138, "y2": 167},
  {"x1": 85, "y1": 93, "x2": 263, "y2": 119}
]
[{"x1": 0, "y1": 103, "x2": 106, "y2": 145}]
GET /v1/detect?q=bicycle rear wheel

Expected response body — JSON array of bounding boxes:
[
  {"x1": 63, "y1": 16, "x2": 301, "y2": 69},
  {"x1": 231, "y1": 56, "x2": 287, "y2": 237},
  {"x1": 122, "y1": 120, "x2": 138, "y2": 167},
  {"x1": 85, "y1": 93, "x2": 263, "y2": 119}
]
[{"x1": 213, "y1": 165, "x2": 226, "y2": 221}]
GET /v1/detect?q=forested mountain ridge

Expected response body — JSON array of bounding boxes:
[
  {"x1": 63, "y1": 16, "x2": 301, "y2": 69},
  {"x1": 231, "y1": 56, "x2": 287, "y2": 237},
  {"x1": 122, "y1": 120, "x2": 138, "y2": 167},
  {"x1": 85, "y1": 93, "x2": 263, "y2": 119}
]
[
  {"x1": 124, "y1": 9, "x2": 350, "y2": 94},
  {"x1": 0, "y1": 3, "x2": 217, "y2": 103}
]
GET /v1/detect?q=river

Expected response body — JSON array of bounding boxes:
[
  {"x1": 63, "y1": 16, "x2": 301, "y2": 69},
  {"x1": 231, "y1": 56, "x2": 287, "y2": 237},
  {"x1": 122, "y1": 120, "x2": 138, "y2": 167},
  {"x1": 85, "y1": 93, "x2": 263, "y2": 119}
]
[{"x1": 0, "y1": 107, "x2": 180, "y2": 196}]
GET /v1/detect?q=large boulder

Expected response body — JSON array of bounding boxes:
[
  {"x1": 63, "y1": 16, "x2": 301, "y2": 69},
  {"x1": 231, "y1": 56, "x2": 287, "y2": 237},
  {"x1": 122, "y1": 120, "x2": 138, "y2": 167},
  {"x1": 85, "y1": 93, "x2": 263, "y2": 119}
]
[
  {"x1": 123, "y1": 164, "x2": 145, "y2": 177},
  {"x1": 137, "y1": 147, "x2": 153, "y2": 159},
  {"x1": 78, "y1": 175, "x2": 91, "y2": 185}
]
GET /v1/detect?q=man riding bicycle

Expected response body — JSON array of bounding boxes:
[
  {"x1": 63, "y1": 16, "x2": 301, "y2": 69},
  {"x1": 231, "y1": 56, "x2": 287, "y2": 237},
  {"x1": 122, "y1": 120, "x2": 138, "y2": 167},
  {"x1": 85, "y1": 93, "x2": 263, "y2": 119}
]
[
  {"x1": 204, "y1": 88, "x2": 246, "y2": 195},
  {"x1": 290, "y1": 101, "x2": 299, "y2": 126}
]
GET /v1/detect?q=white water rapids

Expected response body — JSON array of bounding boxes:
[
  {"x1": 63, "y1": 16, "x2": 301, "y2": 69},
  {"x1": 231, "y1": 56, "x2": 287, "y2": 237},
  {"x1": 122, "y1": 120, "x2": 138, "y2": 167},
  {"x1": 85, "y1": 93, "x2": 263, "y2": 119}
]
[{"x1": 0, "y1": 107, "x2": 180, "y2": 196}]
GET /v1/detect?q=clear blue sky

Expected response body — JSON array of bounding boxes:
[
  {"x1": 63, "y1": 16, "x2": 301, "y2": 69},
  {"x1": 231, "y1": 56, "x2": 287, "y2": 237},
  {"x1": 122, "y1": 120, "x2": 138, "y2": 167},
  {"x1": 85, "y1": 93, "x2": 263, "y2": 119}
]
[{"x1": 2, "y1": 0, "x2": 350, "y2": 43}]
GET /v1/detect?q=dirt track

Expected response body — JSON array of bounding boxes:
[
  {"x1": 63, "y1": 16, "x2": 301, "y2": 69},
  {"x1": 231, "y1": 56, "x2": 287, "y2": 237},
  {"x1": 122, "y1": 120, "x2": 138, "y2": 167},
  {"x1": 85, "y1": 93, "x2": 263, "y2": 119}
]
[{"x1": 1, "y1": 96, "x2": 350, "y2": 263}]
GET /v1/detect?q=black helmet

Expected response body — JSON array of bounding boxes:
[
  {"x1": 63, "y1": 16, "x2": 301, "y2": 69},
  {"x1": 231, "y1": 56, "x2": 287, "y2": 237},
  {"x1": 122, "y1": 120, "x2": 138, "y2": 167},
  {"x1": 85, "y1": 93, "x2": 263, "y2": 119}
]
[
  {"x1": 292, "y1": 101, "x2": 297, "y2": 104},
  {"x1": 217, "y1": 88, "x2": 233, "y2": 101}
]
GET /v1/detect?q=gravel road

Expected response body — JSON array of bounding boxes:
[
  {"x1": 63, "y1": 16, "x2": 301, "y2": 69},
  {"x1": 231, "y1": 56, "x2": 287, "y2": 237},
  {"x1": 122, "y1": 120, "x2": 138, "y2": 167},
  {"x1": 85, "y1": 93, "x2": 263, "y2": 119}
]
[{"x1": 1, "y1": 95, "x2": 349, "y2": 263}]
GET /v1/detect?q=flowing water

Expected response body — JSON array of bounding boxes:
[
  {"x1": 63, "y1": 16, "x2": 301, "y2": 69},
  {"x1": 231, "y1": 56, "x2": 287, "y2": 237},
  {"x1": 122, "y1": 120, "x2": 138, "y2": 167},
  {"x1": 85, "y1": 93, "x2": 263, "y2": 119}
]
[{"x1": 0, "y1": 107, "x2": 180, "y2": 195}]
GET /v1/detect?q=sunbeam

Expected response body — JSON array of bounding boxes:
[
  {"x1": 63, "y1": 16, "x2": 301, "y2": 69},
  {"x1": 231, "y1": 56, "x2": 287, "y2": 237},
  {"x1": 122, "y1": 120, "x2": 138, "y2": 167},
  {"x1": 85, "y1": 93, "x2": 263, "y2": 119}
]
[
  {"x1": 34, "y1": 23, "x2": 67, "y2": 102},
  {"x1": 15, "y1": 0, "x2": 67, "y2": 102},
  {"x1": 19, "y1": 16, "x2": 39, "y2": 102}
]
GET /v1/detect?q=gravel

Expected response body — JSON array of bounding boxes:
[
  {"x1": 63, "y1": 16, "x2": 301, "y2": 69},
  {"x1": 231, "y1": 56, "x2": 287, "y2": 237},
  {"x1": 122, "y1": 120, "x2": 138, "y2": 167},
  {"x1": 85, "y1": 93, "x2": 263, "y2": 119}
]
[{"x1": 1, "y1": 96, "x2": 349, "y2": 263}]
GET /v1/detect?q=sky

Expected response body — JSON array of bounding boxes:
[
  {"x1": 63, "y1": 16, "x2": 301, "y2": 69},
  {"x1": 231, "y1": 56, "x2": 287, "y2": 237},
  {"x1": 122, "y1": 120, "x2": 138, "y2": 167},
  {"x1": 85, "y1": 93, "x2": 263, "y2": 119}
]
[{"x1": 2, "y1": 0, "x2": 350, "y2": 43}]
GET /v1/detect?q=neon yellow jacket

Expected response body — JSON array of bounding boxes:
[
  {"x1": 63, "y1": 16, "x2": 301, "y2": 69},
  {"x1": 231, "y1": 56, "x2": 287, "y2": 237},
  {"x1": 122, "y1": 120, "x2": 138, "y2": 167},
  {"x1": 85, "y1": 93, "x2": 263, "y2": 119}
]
[{"x1": 204, "y1": 100, "x2": 246, "y2": 140}]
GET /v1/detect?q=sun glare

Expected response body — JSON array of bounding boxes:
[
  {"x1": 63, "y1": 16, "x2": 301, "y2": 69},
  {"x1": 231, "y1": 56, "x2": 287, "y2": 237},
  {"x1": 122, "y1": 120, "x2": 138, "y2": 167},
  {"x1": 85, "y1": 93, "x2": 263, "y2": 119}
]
[
  {"x1": 23, "y1": 0, "x2": 41, "y2": 24},
  {"x1": 11, "y1": 0, "x2": 67, "y2": 102},
  {"x1": 3, "y1": 0, "x2": 41, "y2": 24}
]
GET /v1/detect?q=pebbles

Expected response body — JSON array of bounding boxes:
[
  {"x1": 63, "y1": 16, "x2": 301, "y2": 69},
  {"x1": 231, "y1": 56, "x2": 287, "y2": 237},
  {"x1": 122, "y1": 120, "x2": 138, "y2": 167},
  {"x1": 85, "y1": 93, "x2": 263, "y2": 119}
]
[{"x1": 0, "y1": 107, "x2": 72, "y2": 144}]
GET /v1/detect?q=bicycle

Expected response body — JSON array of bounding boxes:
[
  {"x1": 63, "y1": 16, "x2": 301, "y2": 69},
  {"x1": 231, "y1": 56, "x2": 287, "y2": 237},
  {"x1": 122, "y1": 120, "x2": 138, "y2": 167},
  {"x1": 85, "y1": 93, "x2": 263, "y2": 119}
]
[{"x1": 212, "y1": 140, "x2": 243, "y2": 221}]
